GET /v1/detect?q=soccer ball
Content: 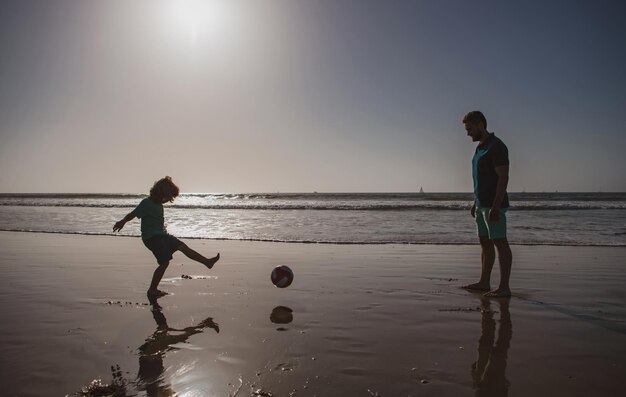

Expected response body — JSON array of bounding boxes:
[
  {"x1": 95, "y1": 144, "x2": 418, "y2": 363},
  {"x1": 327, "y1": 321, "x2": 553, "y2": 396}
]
[{"x1": 271, "y1": 265, "x2": 294, "y2": 288}]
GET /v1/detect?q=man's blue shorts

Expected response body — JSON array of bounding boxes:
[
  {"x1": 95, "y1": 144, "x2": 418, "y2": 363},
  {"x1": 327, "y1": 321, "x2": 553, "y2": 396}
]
[
  {"x1": 476, "y1": 208, "x2": 508, "y2": 240},
  {"x1": 142, "y1": 234, "x2": 184, "y2": 265}
]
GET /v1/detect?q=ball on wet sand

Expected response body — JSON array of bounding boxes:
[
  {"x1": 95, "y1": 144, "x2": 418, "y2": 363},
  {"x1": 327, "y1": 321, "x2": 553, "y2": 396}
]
[{"x1": 271, "y1": 265, "x2": 294, "y2": 288}]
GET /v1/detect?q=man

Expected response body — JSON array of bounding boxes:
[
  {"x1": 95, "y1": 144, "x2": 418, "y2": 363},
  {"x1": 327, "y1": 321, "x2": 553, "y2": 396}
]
[{"x1": 462, "y1": 111, "x2": 512, "y2": 297}]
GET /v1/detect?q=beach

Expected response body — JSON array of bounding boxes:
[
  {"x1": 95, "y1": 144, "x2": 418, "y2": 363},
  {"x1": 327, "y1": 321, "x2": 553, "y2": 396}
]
[{"x1": 1, "y1": 231, "x2": 626, "y2": 397}]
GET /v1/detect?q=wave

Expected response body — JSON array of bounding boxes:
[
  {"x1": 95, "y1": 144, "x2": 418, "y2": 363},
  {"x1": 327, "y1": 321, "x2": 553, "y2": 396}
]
[
  {"x1": 2, "y1": 192, "x2": 625, "y2": 200},
  {"x1": 2, "y1": 192, "x2": 626, "y2": 211},
  {"x1": 0, "y1": 193, "x2": 145, "y2": 199},
  {"x1": 1, "y1": 202, "x2": 626, "y2": 210},
  {"x1": 1, "y1": 228, "x2": 624, "y2": 247}
]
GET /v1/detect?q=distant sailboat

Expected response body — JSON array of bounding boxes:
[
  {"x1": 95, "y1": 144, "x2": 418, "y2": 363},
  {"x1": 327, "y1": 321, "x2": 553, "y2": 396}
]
[{"x1": 419, "y1": 186, "x2": 424, "y2": 194}]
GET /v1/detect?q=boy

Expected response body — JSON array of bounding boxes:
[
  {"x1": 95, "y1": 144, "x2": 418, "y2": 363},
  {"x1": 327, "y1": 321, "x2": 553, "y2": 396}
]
[{"x1": 113, "y1": 176, "x2": 220, "y2": 296}]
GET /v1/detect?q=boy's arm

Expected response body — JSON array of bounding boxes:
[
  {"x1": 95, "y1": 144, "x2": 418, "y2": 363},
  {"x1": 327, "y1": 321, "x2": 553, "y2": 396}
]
[{"x1": 113, "y1": 213, "x2": 136, "y2": 232}]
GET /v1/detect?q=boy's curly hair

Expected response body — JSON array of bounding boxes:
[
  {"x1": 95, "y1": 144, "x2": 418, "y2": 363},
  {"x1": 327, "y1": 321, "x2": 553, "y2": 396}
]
[{"x1": 149, "y1": 176, "x2": 180, "y2": 203}]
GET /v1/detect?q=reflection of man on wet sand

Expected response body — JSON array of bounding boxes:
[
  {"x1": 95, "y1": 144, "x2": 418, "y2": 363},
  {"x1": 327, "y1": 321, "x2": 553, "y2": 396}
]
[
  {"x1": 138, "y1": 296, "x2": 219, "y2": 396},
  {"x1": 472, "y1": 297, "x2": 512, "y2": 397}
]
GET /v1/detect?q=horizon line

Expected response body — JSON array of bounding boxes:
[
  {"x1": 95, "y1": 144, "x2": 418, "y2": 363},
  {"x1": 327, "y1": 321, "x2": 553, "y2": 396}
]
[{"x1": 1, "y1": 191, "x2": 624, "y2": 195}]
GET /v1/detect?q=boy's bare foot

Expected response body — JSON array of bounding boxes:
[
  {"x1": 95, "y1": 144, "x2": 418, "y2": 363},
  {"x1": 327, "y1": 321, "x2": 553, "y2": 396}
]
[
  {"x1": 461, "y1": 282, "x2": 491, "y2": 291},
  {"x1": 147, "y1": 289, "x2": 169, "y2": 297},
  {"x1": 204, "y1": 253, "x2": 220, "y2": 269},
  {"x1": 484, "y1": 288, "x2": 511, "y2": 298}
]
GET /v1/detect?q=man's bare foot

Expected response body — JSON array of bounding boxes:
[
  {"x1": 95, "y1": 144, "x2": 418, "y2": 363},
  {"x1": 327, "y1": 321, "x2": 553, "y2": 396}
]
[
  {"x1": 204, "y1": 253, "x2": 220, "y2": 269},
  {"x1": 147, "y1": 289, "x2": 169, "y2": 297},
  {"x1": 484, "y1": 288, "x2": 511, "y2": 298},
  {"x1": 461, "y1": 282, "x2": 491, "y2": 291}
]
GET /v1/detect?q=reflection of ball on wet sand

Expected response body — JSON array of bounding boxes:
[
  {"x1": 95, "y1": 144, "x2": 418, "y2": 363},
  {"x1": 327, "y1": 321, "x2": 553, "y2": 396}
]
[
  {"x1": 270, "y1": 306, "x2": 293, "y2": 324},
  {"x1": 271, "y1": 265, "x2": 294, "y2": 288}
]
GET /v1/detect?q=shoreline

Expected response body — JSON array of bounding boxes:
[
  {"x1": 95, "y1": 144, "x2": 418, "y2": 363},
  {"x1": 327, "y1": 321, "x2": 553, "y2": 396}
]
[
  {"x1": 1, "y1": 231, "x2": 625, "y2": 396},
  {"x1": 1, "y1": 229, "x2": 625, "y2": 247}
]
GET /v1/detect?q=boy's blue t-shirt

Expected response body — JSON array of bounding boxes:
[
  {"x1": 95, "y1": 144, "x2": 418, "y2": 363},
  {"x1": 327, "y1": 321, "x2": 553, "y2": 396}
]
[{"x1": 130, "y1": 197, "x2": 167, "y2": 240}]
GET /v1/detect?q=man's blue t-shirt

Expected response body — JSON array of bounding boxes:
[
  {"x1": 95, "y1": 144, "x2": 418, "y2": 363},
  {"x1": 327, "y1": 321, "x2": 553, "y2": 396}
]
[
  {"x1": 130, "y1": 197, "x2": 167, "y2": 240},
  {"x1": 472, "y1": 133, "x2": 509, "y2": 209}
]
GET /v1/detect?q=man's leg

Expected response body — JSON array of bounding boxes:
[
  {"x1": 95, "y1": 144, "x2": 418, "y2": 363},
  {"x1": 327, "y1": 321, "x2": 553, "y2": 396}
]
[
  {"x1": 178, "y1": 244, "x2": 220, "y2": 269},
  {"x1": 484, "y1": 239, "x2": 512, "y2": 297},
  {"x1": 148, "y1": 261, "x2": 170, "y2": 296},
  {"x1": 463, "y1": 237, "x2": 495, "y2": 291},
  {"x1": 478, "y1": 236, "x2": 496, "y2": 287}
]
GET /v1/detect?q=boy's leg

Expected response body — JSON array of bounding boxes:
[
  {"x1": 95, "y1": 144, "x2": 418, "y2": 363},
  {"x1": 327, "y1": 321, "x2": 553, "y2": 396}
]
[
  {"x1": 178, "y1": 243, "x2": 220, "y2": 269},
  {"x1": 148, "y1": 261, "x2": 170, "y2": 296}
]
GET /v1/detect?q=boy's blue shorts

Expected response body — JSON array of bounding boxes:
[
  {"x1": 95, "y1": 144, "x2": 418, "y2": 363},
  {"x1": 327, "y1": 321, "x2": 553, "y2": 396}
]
[
  {"x1": 142, "y1": 234, "x2": 184, "y2": 265},
  {"x1": 476, "y1": 207, "x2": 508, "y2": 240}
]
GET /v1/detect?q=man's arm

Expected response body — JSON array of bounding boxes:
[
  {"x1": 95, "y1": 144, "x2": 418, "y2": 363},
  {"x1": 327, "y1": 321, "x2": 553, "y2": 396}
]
[
  {"x1": 113, "y1": 213, "x2": 136, "y2": 232},
  {"x1": 489, "y1": 165, "x2": 509, "y2": 222}
]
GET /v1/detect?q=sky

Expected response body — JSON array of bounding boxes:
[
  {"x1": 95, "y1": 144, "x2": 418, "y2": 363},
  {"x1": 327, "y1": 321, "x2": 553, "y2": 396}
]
[{"x1": 1, "y1": 0, "x2": 625, "y2": 193}]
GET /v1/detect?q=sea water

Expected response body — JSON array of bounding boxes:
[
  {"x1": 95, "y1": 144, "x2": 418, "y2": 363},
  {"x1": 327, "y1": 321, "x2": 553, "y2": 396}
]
[{"x1": 0, "y1": 192, "x2": 625, "y2": 246}]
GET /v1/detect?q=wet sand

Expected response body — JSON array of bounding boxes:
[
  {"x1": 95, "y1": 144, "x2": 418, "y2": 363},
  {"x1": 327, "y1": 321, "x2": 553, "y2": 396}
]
[{"x1": 1, "y1": 231, "x2": 625, "y2": 396}]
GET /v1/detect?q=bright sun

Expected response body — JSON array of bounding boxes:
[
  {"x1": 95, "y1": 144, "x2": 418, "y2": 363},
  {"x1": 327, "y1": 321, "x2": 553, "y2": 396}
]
[{"x1": 158, "y1": 0, "x2": 234, "y2": 48}]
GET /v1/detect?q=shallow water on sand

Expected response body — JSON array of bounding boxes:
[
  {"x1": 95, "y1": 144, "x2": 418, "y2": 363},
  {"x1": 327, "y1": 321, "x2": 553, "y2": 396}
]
[{"x1": 1, "y1": 232, "x2": 625, "y2": 396}]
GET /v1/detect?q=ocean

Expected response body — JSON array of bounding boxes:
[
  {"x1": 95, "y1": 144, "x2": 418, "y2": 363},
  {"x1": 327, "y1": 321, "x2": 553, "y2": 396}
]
[{"x1": 0, "y1": 192, "x2": 625, "y2": 246}]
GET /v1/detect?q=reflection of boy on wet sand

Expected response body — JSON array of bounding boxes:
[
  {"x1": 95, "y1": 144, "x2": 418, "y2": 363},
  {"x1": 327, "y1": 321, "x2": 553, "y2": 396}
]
[
  {"x1": 472, "y1": 297, "x2": 512, "y2": 397},
  {"x1": 138, "y1": 296, "x2": 219, "y2": 396}
]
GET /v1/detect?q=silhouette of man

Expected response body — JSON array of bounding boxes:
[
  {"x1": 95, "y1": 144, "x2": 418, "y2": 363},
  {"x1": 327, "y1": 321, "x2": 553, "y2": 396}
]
[{"x1": 462, "y1": 111, "x2": 513, "y2": 297}]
